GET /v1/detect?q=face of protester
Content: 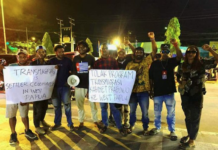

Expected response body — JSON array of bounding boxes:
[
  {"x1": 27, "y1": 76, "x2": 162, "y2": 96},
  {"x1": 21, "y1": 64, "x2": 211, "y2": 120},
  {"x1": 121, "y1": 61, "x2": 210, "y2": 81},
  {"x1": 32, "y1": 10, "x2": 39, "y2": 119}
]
[
  {"x1": 36, "y1": 49, "x2": 46, "y2": 59},
  {"x1": 100, "y1": 45, "x2": 109, "y2": 58},
  {"x1": 78, "y1": 44, "x2": 87, "y2": 55},
  {"x1": 160, "y1": 48, "x2": 170, "y2": 60},
  {"x1": 55, "y1": 48, "x2": 65, "y2": 60},
  {"x1": 135, "y1": 50, "x2": 144, "y2": 60},
  {"x1": 17, "y1": 53, "x2": 28, "y2": 65},
  {"x1": 186, "y1": 48, "x2": 197, "y2": 61},
  {"x1": 118, "y1": 51, "x2": 126, "y2": 61}
]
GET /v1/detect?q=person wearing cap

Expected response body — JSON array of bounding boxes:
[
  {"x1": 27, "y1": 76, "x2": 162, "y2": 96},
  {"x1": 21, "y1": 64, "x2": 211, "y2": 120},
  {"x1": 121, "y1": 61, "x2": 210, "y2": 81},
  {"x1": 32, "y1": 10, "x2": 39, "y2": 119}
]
[
  {"x1": 30, "y1": 45, "x2": 50, "y2": 135},
  {"x1": 5, "y1": 49, "x2": 37, "y2": 144},
  {"x1": 48, "y1": 45, "x2": 74, "y2": 131},
  {"x1": 72, "y1": 41, "x2": 98, "y2": 129},
  {"x1": 125, "y1": 32, "x2": 157, "y2": 135},
  {"x1": 148, "y1": 36, "x2": 182, "y2": 140},
  {"x1": 93, "y1": 43, "x2": 125, "y2": 135}
]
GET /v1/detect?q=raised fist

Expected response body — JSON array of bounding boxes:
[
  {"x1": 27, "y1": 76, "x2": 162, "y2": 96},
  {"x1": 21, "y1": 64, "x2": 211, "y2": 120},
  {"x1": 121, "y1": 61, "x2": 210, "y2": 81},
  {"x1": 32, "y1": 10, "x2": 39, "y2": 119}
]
[
  {"x1": 124, "y1": 40, "x2": 131, "y2": 46},
  {"x1": 202, "y1": 44, "x2": 211, "y2": 51},
  {"x1": 170, "y1": 39, "x2": 177, "y2": 45},
  {"x1": 148, "y1": 32, "x2": 155, "y2": 39}
]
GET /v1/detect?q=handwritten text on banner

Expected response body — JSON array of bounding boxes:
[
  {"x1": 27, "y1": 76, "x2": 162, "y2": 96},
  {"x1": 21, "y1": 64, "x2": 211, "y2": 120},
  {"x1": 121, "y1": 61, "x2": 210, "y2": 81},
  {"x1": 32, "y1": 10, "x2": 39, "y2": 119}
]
[
  {"x1": 3, "y1": 65, "x2": 57, "y2": 104},
  {"x1": 89, "y1": 70, "x2": 136, "y2": 104}
]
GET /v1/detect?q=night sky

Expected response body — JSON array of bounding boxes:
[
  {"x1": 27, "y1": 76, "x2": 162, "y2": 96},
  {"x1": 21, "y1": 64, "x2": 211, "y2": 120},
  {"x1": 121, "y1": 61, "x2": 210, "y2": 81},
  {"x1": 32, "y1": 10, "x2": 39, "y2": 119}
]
[{"x1": 2, "y1": 0, "x2": 218, "y2": 47}]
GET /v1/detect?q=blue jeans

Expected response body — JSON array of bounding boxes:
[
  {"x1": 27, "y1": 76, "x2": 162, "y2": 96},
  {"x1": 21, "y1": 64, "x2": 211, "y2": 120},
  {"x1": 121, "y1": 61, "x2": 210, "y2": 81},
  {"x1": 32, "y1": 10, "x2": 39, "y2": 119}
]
[
  {"x1": 153, "y1": 93, "x2": 175, "y2": 132},
  {"x1": 100, "y1": 103, "x2": 122, "y2": 129},
  {"x1": 52, "y1": 87, "x2": 73, "y2": 126},
  {"x1": 129, "y1": 92, "x2": 149, "y2": 130}
]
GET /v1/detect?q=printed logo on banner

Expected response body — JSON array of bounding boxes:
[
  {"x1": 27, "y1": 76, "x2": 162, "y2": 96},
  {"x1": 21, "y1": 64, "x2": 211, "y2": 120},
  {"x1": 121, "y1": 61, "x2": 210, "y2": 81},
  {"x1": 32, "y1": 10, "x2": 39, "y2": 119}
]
[{"x1": 76, "y1": 62, "x2": 88, "y2": 73}]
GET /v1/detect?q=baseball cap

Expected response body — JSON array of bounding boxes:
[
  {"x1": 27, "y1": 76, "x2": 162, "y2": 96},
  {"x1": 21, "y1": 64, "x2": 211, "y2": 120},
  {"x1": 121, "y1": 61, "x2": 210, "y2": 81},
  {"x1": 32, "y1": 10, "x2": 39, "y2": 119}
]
[
  {"x1": 117, "y1": 48, "x2": 125, "y2": 54},
  {"x1": 35, "y1": 45, "x2": 46, "y2": 52},
  {"x1": 16, "y1": 49, "x2": 28, "y2": 55},
  {"x1": 161, "y1": 44, "x2": 170, "y2": 50}
]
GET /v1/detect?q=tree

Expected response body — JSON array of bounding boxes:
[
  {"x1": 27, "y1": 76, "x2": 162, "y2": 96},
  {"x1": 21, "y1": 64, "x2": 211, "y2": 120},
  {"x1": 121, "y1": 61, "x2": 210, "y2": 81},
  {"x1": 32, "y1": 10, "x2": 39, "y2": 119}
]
[
  {"x1": 86, "y1": 38, "x2": 93, "y2": 55},
  {"x1": 42, "y1": 32, "x2": 54, "y2": 54},
  {"x1": 164, "y1": 17, "x2": 181, "y2": 54}
]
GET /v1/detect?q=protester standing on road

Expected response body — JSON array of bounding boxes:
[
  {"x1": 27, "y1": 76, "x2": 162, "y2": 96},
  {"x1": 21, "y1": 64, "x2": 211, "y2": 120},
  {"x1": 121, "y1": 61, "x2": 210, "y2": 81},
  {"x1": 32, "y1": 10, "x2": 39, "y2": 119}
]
[
  {"x1": 48, "y1": 45, "x2": 74, "y2": 131},
  {"x1": 177, "y1": 44, "x2": 218, "y2": 149},
  {"x1": 125, "y1": 32, "x2": 157, "y2": 135},
  {"x1": 72, "y1": 41, "x2": 98, "y2": 129},
  {"x1": 149, "y1": 37, "x2": 182, "y2": 140},
  {"x1": 4, "y1": 49, "x2": 37, "y2": 144},
  {"x1": 93, "y1": 43, "x2": 125, "y2": 135},
  {"x1": 30, "y1": 46, "x2": 51, "y2": 135}
]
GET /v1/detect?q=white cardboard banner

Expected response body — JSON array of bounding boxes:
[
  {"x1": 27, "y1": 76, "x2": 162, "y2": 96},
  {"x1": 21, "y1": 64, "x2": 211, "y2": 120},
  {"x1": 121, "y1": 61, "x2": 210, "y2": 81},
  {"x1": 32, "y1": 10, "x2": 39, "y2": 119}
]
[
  {"x1": 89, "y1": 70, "x2": 136, "y2": 104},
  {"x1": 3, "y1": 65, "x2": 57, "y2": 104}
]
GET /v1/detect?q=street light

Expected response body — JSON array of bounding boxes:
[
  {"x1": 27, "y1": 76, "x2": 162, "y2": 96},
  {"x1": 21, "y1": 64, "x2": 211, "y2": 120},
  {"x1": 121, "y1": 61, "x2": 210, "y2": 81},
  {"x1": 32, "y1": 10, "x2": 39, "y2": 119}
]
[
  {"x1": 1, "y1": 0, "x2": 7, "y2": 54},
  {"x1": 113, "y1": 38, "x2": 121, "y2": 46},
  {"x1": 31, "y1": 37, "x2": 36, "y2": 41}
]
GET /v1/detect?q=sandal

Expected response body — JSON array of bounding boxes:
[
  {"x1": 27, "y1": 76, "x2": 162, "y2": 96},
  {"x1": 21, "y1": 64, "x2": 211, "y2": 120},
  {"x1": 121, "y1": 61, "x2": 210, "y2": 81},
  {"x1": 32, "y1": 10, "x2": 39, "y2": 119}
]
[
  {"x1": 170, "y1": 132, "x2": 178, "y2": 141},
  {"x1": 99, "y1": 126, "x2": 107, "y2": 133},
  {"x1": 179, "y1": 142, "x2": 195, "y2": 149},
  {"x1": 180, "y1": 136, "x2": 189, "y2": 144},
  {"x1": 149, "y1": 128, "x2": 160, "y2": 135},
  {"x1": 143, "y1": 129, "x2": 150, "y2": 136}
]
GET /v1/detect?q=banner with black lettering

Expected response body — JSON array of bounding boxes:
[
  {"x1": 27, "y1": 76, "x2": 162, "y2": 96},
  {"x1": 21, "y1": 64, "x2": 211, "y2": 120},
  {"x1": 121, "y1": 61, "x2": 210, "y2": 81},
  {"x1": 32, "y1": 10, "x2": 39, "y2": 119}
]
[
  {"x1": 89, "y1": 70, "x2": 136, "y2": 104},
  {"x1": 3, "y1": 65, "x2": 57, "y2": 104}
]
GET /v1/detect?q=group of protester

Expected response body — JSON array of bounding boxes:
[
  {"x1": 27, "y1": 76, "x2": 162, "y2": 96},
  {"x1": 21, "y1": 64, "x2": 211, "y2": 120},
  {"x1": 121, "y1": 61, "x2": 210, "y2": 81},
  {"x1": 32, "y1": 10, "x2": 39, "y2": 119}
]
[{"x1": 1, "y1": 32, "x2": 218, "y2": 149}]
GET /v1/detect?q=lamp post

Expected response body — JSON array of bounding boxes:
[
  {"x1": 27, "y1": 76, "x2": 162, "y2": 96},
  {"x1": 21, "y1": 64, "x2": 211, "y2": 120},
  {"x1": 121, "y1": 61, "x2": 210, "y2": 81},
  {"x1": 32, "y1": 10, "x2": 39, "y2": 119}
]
[{"x1": 1, "y1": 0, "x2": 7, "y2": 54}]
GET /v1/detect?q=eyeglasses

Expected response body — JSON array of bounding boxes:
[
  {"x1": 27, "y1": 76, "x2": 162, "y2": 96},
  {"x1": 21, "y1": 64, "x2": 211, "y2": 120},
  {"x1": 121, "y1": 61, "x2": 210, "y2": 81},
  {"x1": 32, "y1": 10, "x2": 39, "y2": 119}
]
[
  {"x1": 186, "y1": 51, "x2": 197, "y2": 54},
  {"x1": 161, "y1": 50, "x2": 170, "y2": 54}
]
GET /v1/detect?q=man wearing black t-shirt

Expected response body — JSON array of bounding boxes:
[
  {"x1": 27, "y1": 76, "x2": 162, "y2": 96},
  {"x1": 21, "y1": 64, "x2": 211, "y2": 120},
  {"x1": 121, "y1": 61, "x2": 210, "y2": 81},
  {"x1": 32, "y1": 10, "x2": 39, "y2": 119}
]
[
  {"x1": 149, "y1": 38, "x2": 182, "y2": 141},
  {"x1": 48, "y1": 45, "x2": 74, "y2": 131},
  {"x1": 115, "y1": 41, "x2": 135, "y2": 129},
  {"x1": 72, "y1": 41, "x2": 98, "y2": 129}
]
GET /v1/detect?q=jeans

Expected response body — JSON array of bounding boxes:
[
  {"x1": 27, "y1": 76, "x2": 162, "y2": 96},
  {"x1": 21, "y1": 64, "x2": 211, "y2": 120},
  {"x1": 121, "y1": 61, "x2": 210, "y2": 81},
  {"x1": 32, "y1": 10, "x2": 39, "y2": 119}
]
[
  {"x1": 129, "y1": 92, "x2": 149, "y2": 130},
  {"x1": 181, "y1": 93, "x2": 203, "y2": 140},
  {"x1": 33, "y1": 100, "x2": 48, "y2": 127},
  {"x1": 100, "y1": 103, "x2": 122, "y2": 129},
  {"x1": 153, "y1": 93, "x2": 176, "y2": 132},
  {"x1": 52, "y1": 87, "x2": 73, "y2": 126}
]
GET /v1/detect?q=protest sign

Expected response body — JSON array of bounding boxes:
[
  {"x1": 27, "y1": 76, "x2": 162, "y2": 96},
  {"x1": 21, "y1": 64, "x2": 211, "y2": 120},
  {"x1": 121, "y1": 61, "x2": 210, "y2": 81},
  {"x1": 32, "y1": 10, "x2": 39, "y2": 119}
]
[
  {"x1": 89, "y1": 70, "x2": 136, "y2": 104},
  {"x1": 3, "y1": 65, "x2": 57, "y2": 104}
]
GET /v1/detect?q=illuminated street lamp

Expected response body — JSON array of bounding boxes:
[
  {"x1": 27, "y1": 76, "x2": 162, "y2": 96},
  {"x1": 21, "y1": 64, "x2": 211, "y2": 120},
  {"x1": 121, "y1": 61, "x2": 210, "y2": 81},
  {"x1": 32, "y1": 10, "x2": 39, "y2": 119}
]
[
  {"x1": 1, "y1": 0, "x2": 7, "y2": 54},
  {"x1": 113, "y1": 38, "x2": 121, "y2": 46},
  {"x1": 31, "y1": 37, "x2": 36, "y2": 41}
]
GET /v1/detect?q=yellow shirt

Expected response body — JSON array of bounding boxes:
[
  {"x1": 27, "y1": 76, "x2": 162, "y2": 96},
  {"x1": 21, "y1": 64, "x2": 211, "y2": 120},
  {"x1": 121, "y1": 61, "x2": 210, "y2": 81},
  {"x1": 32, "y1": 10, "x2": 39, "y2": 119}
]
[{"x1": 126, "y1": 55, "x2": 153, "y2": 93}]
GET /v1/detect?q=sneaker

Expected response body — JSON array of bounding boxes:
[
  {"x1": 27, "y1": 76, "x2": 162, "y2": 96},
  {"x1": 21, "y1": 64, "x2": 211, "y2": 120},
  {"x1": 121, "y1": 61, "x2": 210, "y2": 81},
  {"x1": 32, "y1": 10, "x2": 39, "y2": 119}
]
[
  {"x1": 9, "y1": 132, "x2": 17, "y2": 144},
  {"x1": 69, "y1": 124, "x2": 75, "y2": 131},
  {"x1": 50, "y1": 124, "x2": 61, "y2": 131},
  {"x1": 40, "y1": 120, "x2": 50, "y2": 127},
  {"x1": 149, "y1": 128, "x2": 160, "y2": 135},
  {"x1": 25, "y1": 129, "x2": 37, "y2": 139},
  {"x1": 35, "y1": 127, "x2": 45, "y2": 135},
  {"x1": 127, "y1": 126, "x2": 134, "y2": 134}
]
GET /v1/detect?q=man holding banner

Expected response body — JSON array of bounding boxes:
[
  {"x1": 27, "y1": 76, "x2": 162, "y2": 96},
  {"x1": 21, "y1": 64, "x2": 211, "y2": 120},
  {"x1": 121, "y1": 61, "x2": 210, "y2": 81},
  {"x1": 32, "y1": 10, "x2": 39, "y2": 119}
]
[
  {"x1": 48, "y1": 45, "x2": 74, "y2": 131},
  {"x1": 72, "y1": 41, "x2": 98, "y2": 129},
  {"x1": 5, "y1": 49, "x2": 37, "y2": 144},
  {"x1": 93, "y1": 43, "x2": 125, "y2": 135},
  {"x1": 125, "y1": 32, "x2": 157, "y2": 135},
  {"x1": 30, "y1": 46, "x2": 51, "y2": 135}
]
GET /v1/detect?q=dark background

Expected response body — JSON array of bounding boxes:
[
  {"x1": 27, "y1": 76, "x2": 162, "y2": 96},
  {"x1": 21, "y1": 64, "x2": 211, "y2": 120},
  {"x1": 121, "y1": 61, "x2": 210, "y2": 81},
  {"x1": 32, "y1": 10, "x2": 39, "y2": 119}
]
[{"x1": 1, "y1": 0, "x2": 218, "y2": 55}]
